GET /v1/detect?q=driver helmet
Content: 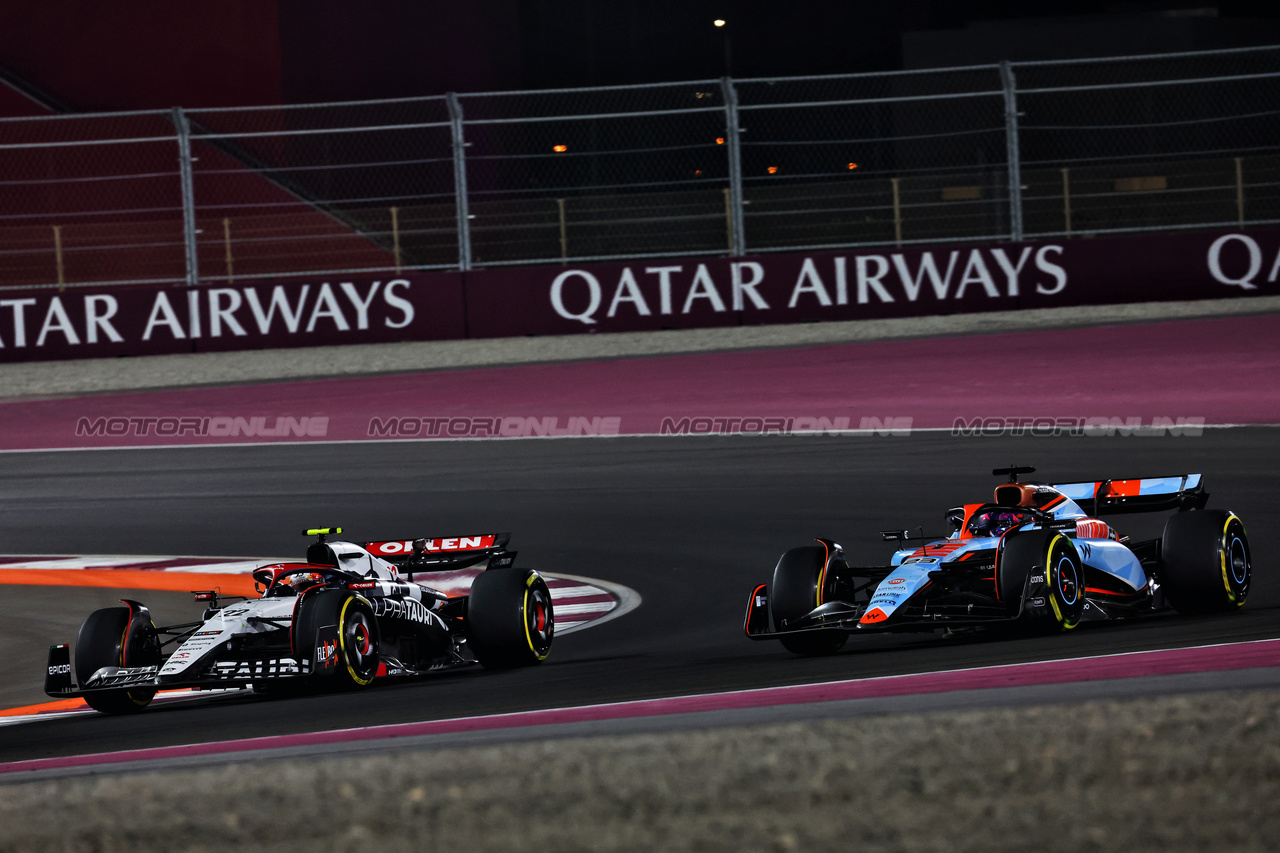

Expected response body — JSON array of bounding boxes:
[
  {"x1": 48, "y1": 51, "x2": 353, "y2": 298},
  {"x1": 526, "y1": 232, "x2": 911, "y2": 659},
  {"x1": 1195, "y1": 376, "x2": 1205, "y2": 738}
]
[
  {"x1": 289, "y1": 571, "x2": 324, "y2": 590},
  {"x1": 972, "y1": 509, "x2": 1024, "y2": 537}
]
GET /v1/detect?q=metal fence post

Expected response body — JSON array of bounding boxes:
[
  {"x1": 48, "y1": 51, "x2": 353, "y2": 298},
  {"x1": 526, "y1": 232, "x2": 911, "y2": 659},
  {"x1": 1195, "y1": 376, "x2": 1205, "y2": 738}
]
[
  {"x1": 172, "y1": 107, "x2": 200, "y2": 285},
  {"x1": 998, "y1": 62, "x2": 1024, "y2": 243},
  {"x1": 446, "y1": 93, "x2": 473, "y2": 271},
  {"x1": 720, "y1": 77, "x2": 746, "y2": 257}
]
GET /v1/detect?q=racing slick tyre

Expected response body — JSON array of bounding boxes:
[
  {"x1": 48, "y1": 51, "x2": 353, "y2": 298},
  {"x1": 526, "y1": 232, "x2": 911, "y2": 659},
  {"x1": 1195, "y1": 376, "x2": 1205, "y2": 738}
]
[
  {"x1": 467, "y1": 568, "x2": 554, "y2": 668},
  {"x1": 293, "y1": 589, "x2": 380, "y2": 688},
  {"x1": 998, "y1": 530, "x2": 1085, "y2": 632},
  {"x1": 75, "y1": 605, "x2": 160, "y2": 714},
  {"x1": 1160, "y1": 510, "x2": 1251, "y2": 613},
  {"x1": 771, "y1": 545, "x2": 847, "y2": 656}
]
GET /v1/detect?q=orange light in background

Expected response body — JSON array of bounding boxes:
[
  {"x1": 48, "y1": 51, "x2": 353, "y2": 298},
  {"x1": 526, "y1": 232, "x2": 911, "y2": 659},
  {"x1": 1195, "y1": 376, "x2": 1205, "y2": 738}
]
[
  {"x1": 694, "y1": 169, "x2": 703, "y2": 176},
  {"x1": 715, "y1": 137, "x2": 725, "y2": 145},
  {"x1": 553, "y1": 145, "x2": 568, "y2": 153},
  {"x1": 847, "y1": 162, "x2": 859, "y2": 170},
  {"x1": 767, "y1": 166, "x2": 778, "y2": 175}
]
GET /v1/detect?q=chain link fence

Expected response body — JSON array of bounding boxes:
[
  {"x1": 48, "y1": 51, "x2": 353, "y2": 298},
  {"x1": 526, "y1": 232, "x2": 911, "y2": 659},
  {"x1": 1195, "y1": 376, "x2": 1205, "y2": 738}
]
[
  {"x1": 0, "y1": 110, "x2": 188, "y2": 288},
  {"x1": 734, "y1": 65, "x2": 1013, "y2": 251},
  {"x1": 1015, "y1": 46, "x2": 1280, "y2": 237},
  {"x1": 0, "y1": 44, "x2": 1277, "y2": 289}
]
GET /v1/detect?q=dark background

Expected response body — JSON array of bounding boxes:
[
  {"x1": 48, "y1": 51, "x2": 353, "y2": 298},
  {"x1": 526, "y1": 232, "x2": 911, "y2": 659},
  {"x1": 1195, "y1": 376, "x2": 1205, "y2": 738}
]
[{"x1": 2, "y1": 1, "x2": 1280, "y2": 114}]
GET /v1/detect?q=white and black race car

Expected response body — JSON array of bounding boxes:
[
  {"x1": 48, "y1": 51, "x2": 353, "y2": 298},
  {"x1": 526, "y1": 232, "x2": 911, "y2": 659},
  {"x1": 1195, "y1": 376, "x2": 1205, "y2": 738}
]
[
  {"x1": 745, "y1": 467, "x2": 1251, "y2": 654},
  {"x1": 45, "y1": 528, "x2": 554, "y2": 714}
]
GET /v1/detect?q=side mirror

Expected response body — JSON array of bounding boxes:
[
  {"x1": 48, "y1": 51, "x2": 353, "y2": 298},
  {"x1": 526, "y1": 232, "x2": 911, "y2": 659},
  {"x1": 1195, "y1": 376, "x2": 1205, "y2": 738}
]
[{"x1": 945, "y1": 506, "x2": 965, "y2": 530}]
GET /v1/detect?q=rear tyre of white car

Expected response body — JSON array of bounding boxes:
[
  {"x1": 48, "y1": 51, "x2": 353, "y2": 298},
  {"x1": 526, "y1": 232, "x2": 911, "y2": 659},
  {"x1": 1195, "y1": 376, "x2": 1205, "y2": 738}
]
[
  {"x1": 75, "y1": 606, "x2": 159, "y2": 714},
  {"x1": 771, "y1": 545, "x2": 847, "y2": 656},
  {"x1": 1161, "y1": 510, "x2": 1250, "y2": 613},
  {"x1": 467, "y1": 568, "x2": 554, "y2": 668}
]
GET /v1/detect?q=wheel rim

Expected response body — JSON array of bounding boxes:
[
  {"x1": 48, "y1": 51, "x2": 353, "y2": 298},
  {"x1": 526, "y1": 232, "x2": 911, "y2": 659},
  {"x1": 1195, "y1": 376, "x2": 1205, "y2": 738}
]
[
  {"x1": 352, "y1": 621, "x2": 371, "y2": 655},
  {"x1": 1056, "y1": 555, "x2": 1080, "y2": 606},
  {"x1": 1227, "y1": 535, "x2": 1249, "y2": 586},
  {"x1": 525, "y1": 585, "x2": 553, "y2": 657},
  {"x1": 341, "y1": 603, "x2": 378, "y2": 680}
]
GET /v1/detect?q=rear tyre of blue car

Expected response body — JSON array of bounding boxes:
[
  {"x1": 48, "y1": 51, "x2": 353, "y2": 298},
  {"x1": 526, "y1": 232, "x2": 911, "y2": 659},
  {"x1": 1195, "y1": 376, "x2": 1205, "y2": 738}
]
[
  {"x1": 467, "y1": 568, "x2": 555, "y2": 668},
  {"x1": 771, "y1": 545, "x2": 847, "y2": 656},
  {"x1": 75, "y1": 606, "x2": 160, "y2": 714},
  {"x1": 1161, "y1": 510, "x2": 1250, "y2": 613}
]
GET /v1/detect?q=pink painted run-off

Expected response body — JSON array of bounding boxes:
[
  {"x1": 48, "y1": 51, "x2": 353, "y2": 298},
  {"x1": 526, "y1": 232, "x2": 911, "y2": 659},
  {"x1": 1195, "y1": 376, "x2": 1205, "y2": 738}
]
[
  {"x1": 2, "y1": 638, "x2": 1278, "y2": 776},
  {"x1": 3, "y1": 313, "x2": 1280, "y2": 451}
]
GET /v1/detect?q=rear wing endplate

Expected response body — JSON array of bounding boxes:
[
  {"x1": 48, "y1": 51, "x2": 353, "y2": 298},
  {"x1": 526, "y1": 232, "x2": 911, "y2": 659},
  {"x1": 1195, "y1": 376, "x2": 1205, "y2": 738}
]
[{"x1": 1053, "y1": 475, "x2": 1207, "y2": 515}]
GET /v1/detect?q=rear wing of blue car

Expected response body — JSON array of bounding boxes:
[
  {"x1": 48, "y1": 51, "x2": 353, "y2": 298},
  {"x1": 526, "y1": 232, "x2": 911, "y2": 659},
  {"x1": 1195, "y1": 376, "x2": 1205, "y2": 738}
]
[{"x1": 1053, "y1": 475, "x2": 1208, "y2": 515}]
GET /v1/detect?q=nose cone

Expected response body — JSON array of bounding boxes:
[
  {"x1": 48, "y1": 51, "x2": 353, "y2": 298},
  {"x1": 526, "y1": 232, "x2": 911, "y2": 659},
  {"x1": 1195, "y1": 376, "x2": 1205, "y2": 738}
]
[{"x1": 859, "y1": 607, "x2": 889, "y2": 625}]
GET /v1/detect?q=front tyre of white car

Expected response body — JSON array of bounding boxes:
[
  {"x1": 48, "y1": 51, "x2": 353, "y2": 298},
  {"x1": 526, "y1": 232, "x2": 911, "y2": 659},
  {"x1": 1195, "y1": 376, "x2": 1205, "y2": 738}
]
[{"x1": 75, "y1": 605, "x2": 160, "y2": 714}]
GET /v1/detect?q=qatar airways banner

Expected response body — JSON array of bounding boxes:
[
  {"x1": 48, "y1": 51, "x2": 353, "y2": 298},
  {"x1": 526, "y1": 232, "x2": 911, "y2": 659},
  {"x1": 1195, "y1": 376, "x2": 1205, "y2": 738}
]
[
  {"x1": 0, "y1": 228, "x2": 1274, "y2": 362},
  {"x1": 464, "y1": 228, "x2": 1280, "y2": 337},
  {"x1": 0, "y1": 274, "x2": 466, "y2": 363}
]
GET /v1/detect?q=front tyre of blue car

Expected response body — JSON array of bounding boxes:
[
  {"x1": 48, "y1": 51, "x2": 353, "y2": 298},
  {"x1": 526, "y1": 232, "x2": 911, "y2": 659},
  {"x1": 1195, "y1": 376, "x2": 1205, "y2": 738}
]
[{"x1": 771, "y1": 545, "x2": 847, "y2": 656}]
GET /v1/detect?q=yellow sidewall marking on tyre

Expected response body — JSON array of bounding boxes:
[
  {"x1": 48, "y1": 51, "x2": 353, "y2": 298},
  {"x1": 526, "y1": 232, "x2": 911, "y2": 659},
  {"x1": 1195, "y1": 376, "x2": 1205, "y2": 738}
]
[
  {"x1": 1046, "y1": 538, "x2": 1064, "y2": 625},
  {"x1": 1046, "y1": 535, "x2": 1079, "y2": 630},
  {"x1": 521, "y1": 586, "x2": 550, "y2": 661},
  {"x1": 522, "y1": 588, "x2": 533, "y2": 654},
  {"x1": 338, "y1": 595, "x2": 375, "y2": 686},
  {"x1": 1221, "y1": 515, "x2": 1244, "y2": 605}
]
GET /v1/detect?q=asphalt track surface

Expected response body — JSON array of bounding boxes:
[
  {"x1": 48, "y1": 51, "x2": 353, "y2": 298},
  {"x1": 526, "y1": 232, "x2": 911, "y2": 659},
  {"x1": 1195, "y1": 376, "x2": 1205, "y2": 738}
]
[{"x1": 0, "y1": 428, "x2": 1277, "y2": 763}]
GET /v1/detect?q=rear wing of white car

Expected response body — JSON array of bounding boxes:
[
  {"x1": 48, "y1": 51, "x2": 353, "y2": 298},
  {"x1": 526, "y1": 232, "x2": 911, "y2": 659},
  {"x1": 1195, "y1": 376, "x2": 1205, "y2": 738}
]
[
  {"x1": 1053, "y1": 474, "x2": 1207, "y2": 515},
  {"x1": 363, "y1": 532, "x2": 515, "y2": 574}
]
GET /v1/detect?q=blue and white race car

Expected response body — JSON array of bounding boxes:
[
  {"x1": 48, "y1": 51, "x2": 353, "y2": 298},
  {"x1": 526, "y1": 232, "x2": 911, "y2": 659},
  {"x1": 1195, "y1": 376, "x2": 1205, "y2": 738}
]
[{"x1": 744, "y1": 466, "x2": 1251, "y2": 655}]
